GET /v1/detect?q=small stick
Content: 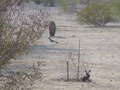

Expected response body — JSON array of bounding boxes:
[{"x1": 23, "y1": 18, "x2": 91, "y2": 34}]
[
  {"x1": 67, "y1": 61, "x2": 69, "y2": 81},
  {"x1": 77, "y1": 39, "x2": 80, "y2": 80}
]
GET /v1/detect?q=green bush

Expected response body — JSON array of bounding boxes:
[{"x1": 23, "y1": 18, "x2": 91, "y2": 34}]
[
  {"x1": 77, "y1": 3, "x2": 112, "y2": 27},
  {"x1": 110, "y1": 0, "x2": 120, "y2": 18}
]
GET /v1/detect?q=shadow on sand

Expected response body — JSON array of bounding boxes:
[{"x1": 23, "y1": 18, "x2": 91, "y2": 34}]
[{"x1": 54, "y1": 36, "x2": 66, "y2": 39}]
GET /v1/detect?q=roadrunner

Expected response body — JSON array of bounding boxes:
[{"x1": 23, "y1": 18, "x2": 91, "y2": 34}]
[{"x1": 48, "y1": 37, "x2": 58, "y2": 43}]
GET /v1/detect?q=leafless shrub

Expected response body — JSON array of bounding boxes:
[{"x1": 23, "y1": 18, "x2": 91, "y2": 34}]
[
  {"x1": 33, "y1": 0, "x2": 56, "y2": 7},
  {"x1": 1, "y1": 61, "x2": 42, "y2": 90},
  {"x1": 68, "y1": 52, "x2": 77, "y2": 68},
  {"x1": 67, "y1": 40, "x2": 91, "y2": 82},
  {"x1": 0, "y1": 0, "x2": 49, "y2": 67}
]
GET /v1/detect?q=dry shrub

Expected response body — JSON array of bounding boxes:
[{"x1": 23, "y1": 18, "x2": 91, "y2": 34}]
[
  {"x1": 58, "y1": 0, "x2": 77, "y2": 12},
  {"x1": 1, "y1": 62, "x2": 42, "y2": 90},
  {"x1": 78, "y1": 0, "x2": 92, "y2": 6},
  {"x1": 0, "y1": 0, "x2": 49, "y2": 67},
  {"x1": 33, "y1": 0, "x2": 56, "y2": 7}
]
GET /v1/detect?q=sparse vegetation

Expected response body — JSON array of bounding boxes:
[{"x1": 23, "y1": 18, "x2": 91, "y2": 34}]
[
  {"x1": 0, "y1": 0, "x2": 120, "y2": 89},
  {"x1": 77, "y1": 3, "x2": 112, "y2": 27},
  {"x1": 66, "y1": 40, "x2": 91, "y2": 82},
  {"x1": 1, "y1": 62, "x2": 42, "y2": 90},
  {"x1": 58, "y1": 0, "x2": 77, "y2": 12},
  {"x1": 0, "y1": 0, "x2": 49, "y2": 68},
  {"x1": 78, "y1": 0, "x2": 92, "y2": 6},
  {"x1": 32, "y1": 0, "x2": 41, "y2": 4},
  {"x1": 33, "y1": 0, "x2": 56, "y2": 6}
]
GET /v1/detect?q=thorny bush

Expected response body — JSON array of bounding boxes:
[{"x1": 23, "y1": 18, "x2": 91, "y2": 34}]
[
  {"x1": 0, "y1": 0, "x2": 49, "y2": 67},
  {"x1": 2, "y1": 62, "x2": 42, "y2": 90}
]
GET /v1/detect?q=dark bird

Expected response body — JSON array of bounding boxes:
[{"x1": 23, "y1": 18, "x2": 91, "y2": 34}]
[
  {"x1": 49, "y1": 37, "x2": 58, "y2": 44},
  {"x1": 49, "y1": 21, "x2": 56, "y2": 37}
]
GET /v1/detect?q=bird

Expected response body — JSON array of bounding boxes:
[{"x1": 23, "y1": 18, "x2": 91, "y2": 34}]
[
  {"x1": 48, "y1": 37, "x2": 58, "y2": 44},
  {"x1": 49, "y1": 21, "x2": 56, "y2": 37}
]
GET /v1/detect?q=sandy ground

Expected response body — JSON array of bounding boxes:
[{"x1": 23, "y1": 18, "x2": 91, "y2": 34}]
[{"x1": 1, "y1": 2, "x2": 120, "y2": 90}]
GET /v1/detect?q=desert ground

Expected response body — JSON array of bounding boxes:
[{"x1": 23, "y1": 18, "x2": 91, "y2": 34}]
[{"x1": 1, "y1": 2, "x2": 120, "y2": 90}]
